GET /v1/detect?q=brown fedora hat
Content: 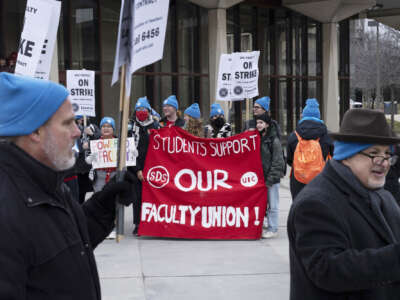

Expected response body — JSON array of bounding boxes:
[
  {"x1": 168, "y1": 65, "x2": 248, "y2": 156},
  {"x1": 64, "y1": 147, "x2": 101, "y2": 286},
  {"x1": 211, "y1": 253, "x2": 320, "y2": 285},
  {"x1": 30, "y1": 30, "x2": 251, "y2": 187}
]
[{"x1": 330, "y1": 109, "x2": 400, "y2": 144}]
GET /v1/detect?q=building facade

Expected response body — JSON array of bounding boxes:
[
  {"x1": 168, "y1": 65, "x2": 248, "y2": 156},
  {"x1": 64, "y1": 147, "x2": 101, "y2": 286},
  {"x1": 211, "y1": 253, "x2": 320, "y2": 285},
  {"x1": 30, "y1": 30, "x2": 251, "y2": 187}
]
[{"x1": 0, "y1": 0, "x2": 388, "y2": 135}]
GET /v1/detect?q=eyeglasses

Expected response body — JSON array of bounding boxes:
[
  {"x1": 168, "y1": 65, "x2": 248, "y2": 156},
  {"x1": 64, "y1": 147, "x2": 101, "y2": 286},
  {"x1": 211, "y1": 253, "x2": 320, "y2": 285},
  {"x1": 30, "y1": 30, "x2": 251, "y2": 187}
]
[
  {"x1": 253, "y1": 106, "x2": 262, "y2": 110},
  {"x1": 359, "y1": 152, "x2": 398, "y2": 166}
]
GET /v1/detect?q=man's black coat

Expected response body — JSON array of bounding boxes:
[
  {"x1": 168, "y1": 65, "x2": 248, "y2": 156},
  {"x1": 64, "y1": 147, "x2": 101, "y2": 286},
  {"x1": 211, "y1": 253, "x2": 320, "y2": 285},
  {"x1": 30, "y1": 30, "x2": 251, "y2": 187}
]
[
  {"x1": 0, "y1": 142, "x2": 115, "y2": 299},
  {"x1": 288, "y1": 160, "x2": 400, "y2": 300}
]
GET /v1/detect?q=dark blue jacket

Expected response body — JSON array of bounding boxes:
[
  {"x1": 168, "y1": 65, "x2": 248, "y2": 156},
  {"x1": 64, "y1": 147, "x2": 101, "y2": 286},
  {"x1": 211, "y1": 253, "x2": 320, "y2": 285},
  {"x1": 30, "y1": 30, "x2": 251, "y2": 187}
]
[{"x1": 287, "y1": 120, "x2": 334, "y2": 199}]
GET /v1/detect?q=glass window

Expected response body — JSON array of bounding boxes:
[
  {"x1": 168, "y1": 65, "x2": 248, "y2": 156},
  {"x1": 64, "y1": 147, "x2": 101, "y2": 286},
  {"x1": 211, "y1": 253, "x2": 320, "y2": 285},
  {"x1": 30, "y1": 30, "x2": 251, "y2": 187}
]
[
  {"x1": 308, "y1": 21, "x2": 317, "y2": 76},
  {"x1": 69, "y1": 0, "x2": 100, "y2": 70}
]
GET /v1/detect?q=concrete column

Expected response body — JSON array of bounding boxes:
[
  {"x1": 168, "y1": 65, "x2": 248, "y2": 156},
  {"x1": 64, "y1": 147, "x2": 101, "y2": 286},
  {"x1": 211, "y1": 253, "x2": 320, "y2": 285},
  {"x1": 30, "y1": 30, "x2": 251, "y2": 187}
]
[
  {"x1": 322, "y1": 23, "x2": 340, "y2": 132},
  {"x1": 208, "y1": 8, "x2": 229, "y2": 118},
  {"x1": 49, "y1": 40, "x2": 59, "y2": 83}
]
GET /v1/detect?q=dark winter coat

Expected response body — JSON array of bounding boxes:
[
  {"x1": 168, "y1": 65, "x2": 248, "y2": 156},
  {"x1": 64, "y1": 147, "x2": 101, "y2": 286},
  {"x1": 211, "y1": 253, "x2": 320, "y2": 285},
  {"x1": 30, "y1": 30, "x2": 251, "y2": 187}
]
[
  {"x1": 288, "y1": 160, "x2": 400, "y2": 300},
  {"x1": 128, "y1": 118, "x2": 160, "y2": 225},
  {"x1": 384, "y1": 145, "x2": 400, "y2": 205},
  {"x1": 260, "y1": 122, "x2": 285, "y2": 187},
  {"x1": 286, "y1": 119, "x2": 334, "y2": 199},
  {"x1": 0, "y1": 142, "x2": 115, "y2": 300},
  {"x1": 128, "y1": 118, "x2": 160, "y2": 173}
]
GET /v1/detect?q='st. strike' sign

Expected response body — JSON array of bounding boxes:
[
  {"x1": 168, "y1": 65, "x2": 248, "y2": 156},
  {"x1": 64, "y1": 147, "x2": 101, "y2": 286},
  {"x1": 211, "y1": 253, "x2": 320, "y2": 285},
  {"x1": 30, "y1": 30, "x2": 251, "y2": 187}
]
[
  {"x1": 216, "y1": 51, "x2": 260, "y2": 101},
  {"x1": 139, "y1": 127, "x2": 268, "y2": 240}
]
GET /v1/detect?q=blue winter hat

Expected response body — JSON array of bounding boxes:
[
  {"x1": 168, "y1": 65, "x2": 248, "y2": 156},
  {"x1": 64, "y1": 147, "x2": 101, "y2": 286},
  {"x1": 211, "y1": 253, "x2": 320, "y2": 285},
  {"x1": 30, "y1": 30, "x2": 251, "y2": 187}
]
[
  {"x1": 163, "y1": 95, "x2": 178, "y2": 110},
  {"x1": 184, "y1": 103, "x2": 201, "y2": 119},
  {"x1": 333, "y1": 141, "x2": 373, "y2": 161},
  {"x1": 75, "y1": 115, "x2": 83, "y2": 120},
  {"x1": 100, "y1": 117, "x2": 115, "y2": 130},
  {"x1": 0, "y1": 72, "x2": 69, "y2": 136},
  {"x1": 302, "y1": 98, "x2": 320, "y2": 119},
  {"x1": 151, "y1": 108, "x2": 160, "y2": 119},
  {"x1": 255, "y1": 96, "x2": 271, "y2": 112},
  {"x1": 210, "y1": 103, "x2": 224, "y2": 118},
  {"x1": 135, "y1": 96, "x2": 151, "y2": 111}
]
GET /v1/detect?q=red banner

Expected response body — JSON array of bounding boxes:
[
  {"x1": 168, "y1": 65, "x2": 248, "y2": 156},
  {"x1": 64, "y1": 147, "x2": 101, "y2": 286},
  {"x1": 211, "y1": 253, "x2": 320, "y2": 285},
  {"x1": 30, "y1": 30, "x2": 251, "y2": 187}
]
[{"x1": 138, "y1": 127, "x2": 267, "y2": 239}]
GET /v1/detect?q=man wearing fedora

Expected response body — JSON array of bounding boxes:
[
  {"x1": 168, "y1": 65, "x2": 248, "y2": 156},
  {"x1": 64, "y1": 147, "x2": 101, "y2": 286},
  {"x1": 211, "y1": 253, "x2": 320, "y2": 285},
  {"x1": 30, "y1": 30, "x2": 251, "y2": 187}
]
[
  {"x1": 0, "y1": 72, "x2": 134, "y2": 299},
  {"x1": 288, "y1": 108, "x2": 400, "y2": 300}
]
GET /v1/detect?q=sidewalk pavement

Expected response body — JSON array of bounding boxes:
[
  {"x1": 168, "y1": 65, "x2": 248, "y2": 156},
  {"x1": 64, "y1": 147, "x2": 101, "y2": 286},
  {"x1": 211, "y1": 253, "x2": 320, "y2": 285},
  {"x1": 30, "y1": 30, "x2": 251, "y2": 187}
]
[{"x1": 95, "y1": 176, "x2": 293, "y2": 300}]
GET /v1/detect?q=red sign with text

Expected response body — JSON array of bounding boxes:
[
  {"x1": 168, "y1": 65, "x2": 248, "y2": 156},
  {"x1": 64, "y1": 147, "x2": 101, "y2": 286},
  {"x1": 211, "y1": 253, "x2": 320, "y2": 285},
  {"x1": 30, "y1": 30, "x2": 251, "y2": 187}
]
[{"x1": 138, "y1": 127, "x2": 267, "y2": 239}]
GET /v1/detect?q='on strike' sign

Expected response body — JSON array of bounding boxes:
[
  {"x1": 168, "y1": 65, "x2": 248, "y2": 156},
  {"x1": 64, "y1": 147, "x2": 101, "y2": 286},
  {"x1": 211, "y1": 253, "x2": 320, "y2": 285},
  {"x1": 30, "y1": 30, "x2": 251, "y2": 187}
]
[
  {"x1": 139, "y1": 127, "x2": 268, "y2": 240},
  {"x1": 67, "y1": 70, "x2": 96, "y2": 117}
]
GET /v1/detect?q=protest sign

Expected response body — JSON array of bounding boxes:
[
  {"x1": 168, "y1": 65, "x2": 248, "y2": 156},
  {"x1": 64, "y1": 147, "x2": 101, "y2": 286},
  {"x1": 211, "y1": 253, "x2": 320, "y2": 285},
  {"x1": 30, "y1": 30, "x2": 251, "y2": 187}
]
[
  {"x1": 67, "y1": 70, "x2": 96, "y2": 117},
  {"x1": 216, "y1": 51, "x2": 260, "y2": 101},
  {"x1": 111, "y1": 0, "x2": 170, "y2": 240},
  {"x1": 139, "y1": 127, "x2": 267, "y2": 239},
  {"x1": 89, "y1": 138, "x2": 138, "y2": 169},
  {"x1": 15, "y1": 0, "x2": 61, "y2": 79},
  {"x1": 112, "y1": 0, "x2": 169, "y2": 97}
]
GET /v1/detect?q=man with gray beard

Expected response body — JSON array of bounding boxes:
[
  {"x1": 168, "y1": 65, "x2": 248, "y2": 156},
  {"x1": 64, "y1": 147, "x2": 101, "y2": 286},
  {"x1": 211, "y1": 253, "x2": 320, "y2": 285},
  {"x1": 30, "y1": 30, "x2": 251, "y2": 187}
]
[
  {"x1": 0, "y1": 72, "x2": 133, "y2": 300},
  {"x1": 288, "y1": 109, "x2": 400, "y2": 300}
]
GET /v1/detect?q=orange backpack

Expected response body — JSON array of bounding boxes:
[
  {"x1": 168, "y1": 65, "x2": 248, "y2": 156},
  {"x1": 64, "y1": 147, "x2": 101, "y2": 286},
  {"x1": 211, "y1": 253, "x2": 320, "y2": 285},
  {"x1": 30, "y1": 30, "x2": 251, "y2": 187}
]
[{"x1": 293, "y1": 131, "x2": 326, "y2": 184}]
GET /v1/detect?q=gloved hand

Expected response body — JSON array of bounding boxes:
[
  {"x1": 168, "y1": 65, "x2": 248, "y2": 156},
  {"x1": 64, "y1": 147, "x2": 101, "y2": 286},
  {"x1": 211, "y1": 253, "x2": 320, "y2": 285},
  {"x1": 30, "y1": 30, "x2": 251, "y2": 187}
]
[{"x1": 96, "y1": 171, "x2": 137, "y2": 210}]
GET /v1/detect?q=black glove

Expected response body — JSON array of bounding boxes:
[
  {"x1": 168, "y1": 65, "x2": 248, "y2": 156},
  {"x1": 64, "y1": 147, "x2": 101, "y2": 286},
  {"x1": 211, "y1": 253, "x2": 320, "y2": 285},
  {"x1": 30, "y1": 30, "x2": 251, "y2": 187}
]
[{"x1": 96, "y1": 171, "x2": 137, "y2": 209}]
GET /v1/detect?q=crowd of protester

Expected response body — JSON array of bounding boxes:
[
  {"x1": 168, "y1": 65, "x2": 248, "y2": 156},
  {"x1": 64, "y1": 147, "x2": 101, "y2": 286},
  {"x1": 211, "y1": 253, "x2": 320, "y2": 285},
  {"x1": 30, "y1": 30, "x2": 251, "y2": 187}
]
[
  {"x1": 71, "y1": 92, "x2": 400, "y2": 242},
  {"x1": 4, "y1": 71, "x2": 400, "y2": 299}
]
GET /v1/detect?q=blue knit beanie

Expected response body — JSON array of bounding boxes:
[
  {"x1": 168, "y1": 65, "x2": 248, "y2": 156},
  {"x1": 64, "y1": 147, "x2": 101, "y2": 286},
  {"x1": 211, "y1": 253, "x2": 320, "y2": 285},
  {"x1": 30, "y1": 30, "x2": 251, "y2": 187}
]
[
  {"x1": 184, "y1": 103, "x2": 201, "y2": 119},
  {"x1": 210, "y1": 103, "x2": 224, "y2": 118},
  {"x1": 100, "y1": 117, "x2": 115, "y2": 130},
  {"x1": 163, "y1": 95, "x2": 178, "y2": 110},
  {"x1": 302, "y1": 98, "x2": 320, "y2": 119},
  {"x1": 135, "y1": 96, "x2": 151, "y2": 111},
  {"x1": 333, "y1": 141, "x2": 373, "y2": 161},
  {"x1": 75, "y1": 115, "x2": 83, "y2": 120},
  {"x1": 255, "y1": 96, "x2": 271, "y2": 111},
  {"x1": 151, "y1": 108, "x2": 160, "y2": 119},
  {"x1": 0, "y1": 72, "x2": 69, "y2": 136}
]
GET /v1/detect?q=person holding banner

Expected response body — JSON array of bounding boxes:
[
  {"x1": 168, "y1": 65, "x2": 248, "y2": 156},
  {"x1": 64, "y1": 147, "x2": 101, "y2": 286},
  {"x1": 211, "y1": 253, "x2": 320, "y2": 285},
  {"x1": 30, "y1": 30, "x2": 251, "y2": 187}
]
[
  {"x1": 128, "y1": 97, "x2": 160, "y2": 235},
  {"x1": 0, "y1": 72, "x2": 134, "y2": 299},
  {"x1": 159, "y1": 95, "x2": 185, "y2": 128},
  {"x1": 204, "y1": 103, "x2": 232, "y2": 138},
  {"x1": 183, "y1": 103, "x2": 203, "y2": 137},
  {"x1": 256, "y1": 113, "x2": 285, "y2": 239}
]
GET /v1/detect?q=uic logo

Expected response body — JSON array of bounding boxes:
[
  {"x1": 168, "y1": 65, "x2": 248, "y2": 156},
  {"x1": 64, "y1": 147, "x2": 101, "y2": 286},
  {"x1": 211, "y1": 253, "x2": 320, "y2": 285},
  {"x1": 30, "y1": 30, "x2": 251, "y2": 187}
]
[
  {"x1": 147, "y1": 166, "x2": 170, "y2": 189},
  {"x1": 240, "y1": 172, "x2": 258, "y2": 187}
]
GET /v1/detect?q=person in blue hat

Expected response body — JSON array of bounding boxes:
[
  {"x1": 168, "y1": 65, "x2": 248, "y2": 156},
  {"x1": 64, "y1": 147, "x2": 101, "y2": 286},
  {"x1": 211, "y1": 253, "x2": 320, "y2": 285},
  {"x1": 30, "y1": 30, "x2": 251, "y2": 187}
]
[
  {"x1": 128, "y1": 96, "x2": 160, "y2": 236},
  {"x1": 0, "y1": 72, "x2": 134, "y2": 299},
  {"x1": 204, "y1": 103, "x2": 232, "y2": 138},
  {"x1": 160, "y1": 95, "x2": 185, "y2": 128},
  {"x1": 244, "y1": 96, "x2": 271, "y2": 131},
  {"x1": 89, "y1": 117, "x2": 118, "y2": 196},
  {"x1": 286, "y1": 98, "x2": 334, "y2": 199},
  {"x1": 183, "y1": 103, "x2": 203, "y2": 137}
]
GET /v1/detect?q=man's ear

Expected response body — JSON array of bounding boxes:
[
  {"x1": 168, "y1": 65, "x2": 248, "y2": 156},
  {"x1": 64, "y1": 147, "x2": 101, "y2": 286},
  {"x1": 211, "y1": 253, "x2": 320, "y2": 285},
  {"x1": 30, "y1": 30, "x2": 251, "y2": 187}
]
[{"x1": 29, "y1": 128, "x2": 42, "y2": 143}]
